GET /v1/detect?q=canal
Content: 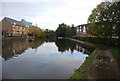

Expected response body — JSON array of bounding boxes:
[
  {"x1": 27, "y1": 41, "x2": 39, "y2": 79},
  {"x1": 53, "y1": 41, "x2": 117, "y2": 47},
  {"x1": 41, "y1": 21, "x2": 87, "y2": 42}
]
[{"x1": 2, "y1": 39, "x2": 95, "y2": 79}]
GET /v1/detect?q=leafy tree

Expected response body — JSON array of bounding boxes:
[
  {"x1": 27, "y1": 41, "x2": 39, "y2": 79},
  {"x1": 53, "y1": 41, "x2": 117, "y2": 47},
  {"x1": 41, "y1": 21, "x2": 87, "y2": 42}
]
[
  {"x1": 111, "y1": 1, "x2": 120, "y2": 38},
  {"x1": 87, "y1": 1, "x2": 120, "y2": 38},
  {"x1": 29, "y1": 26, "x2": 45, "y2": 38},
  {"x1": 71, "y1": 24, "x2": 76, "y2": 36},
  {"x1": 56, "y1": 23, "x2": 76, "y2": 37},
  {"x1": 44, "y1": 29, "x2": 56, "y2": 38},
  {"x1": 56, "y1": 23, "x2": 67, "y2": 37}
]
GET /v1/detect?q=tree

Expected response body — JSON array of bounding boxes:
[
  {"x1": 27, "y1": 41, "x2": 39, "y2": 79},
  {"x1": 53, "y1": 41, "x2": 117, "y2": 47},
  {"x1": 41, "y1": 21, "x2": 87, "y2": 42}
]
[
  {"x1": 71, "y1": 24, "x2": 76, "y2": 36},
  {"x1": 56, "y1": 23, "x2": 76, "y2": 37},
  {"x1": 29, "y1": 26, "x2": 45, "y2": 38},
  {"x1": 56, "y1": 23, "x2": 67, "y2": 37},
  {"x1": 110, "y1": 1, "x2": 120, "y2": 38},
  {"x1": 87, "y1": 1, "x2": 120, "y2": 38}
]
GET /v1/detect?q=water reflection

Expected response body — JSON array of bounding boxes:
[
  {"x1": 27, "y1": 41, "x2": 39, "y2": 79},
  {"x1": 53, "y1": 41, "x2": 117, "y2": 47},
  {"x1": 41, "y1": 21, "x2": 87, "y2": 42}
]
[
  {"x1": 2, "y1": 39, "x2": 44, "y2": 61},
  {"x1": 55, "y1": 39, "x2": 95, "y2": 54},
  {"x1": 2, "y1": 39, "x2": 95, "y2": 79},
  {"x1": 2, "y1": 39, "x2": 94, "y2": 61}
]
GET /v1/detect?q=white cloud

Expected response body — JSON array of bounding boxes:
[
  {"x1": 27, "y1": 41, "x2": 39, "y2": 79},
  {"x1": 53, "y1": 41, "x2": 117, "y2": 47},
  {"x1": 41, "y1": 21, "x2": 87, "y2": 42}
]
[{"x1": 1, "y1": 0, "x2": 103, "y2": 30}]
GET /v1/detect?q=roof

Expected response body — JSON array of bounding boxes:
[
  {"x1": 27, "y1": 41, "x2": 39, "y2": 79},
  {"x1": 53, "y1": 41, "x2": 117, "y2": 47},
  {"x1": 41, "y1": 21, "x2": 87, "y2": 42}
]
[
  {"x1": 76, "y1": 24, "x2": 89, "y2": 27},
  {"x1": 21, "y1": 19, "x2": 32, "y2": 27},
  {"x1": 4, "y1": 17, "x2": 27, "y2": 27}
]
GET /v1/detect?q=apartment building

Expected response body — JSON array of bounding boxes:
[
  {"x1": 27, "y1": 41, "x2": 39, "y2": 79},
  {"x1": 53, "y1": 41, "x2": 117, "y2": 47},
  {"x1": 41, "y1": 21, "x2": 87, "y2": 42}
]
[{"x1": 1, "y1": 17, "x2": 30, "y2": 37}]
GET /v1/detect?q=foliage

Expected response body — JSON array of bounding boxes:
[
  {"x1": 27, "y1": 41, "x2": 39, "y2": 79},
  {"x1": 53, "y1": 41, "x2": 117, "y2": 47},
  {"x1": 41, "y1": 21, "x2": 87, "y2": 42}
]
[
  {"x1": 44, "y1": 29, "x2": 55, "y2": 34},
  {"x1": 71, "y1": 36, "x2": 120, "y2": 47},
  {"x1": 44, "y1": 29, "x2": 56, "y2": 38},
  {"x1": 87, "y1": 1, "x2": 120, "y2": 38},
  {"x1": 111, "y1": 47, "x2": 120, "y2": 79},
  {"x1": 30, "y1": 39, "x2": 44, "y2": 49},
  {"x1": 56, "y1": 23, "x2": 76, "y2": 37},
  {"x1": 55, "y1": 39, "x2": 76, "y2": 53},
  {"x1": 111, "y1": 48, "x2": 120, "y2": 60},
  {"x1": 29, "y1": 26, "x2": 45, "y2": 38}
]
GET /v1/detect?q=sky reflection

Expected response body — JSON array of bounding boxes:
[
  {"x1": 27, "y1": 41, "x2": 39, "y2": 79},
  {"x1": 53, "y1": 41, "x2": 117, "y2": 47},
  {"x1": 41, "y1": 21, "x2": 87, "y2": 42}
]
[{"x1": 2, "y1": 39, "x2": 92, "y2": 79}]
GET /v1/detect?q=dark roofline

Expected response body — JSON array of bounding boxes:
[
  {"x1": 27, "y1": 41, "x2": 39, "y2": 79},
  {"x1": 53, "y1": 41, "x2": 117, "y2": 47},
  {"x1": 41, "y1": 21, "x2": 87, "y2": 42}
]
[
  {"x1": 3, "y1": 17, "x2": 26, "y2": 27},
  {"x1": 76, "y1": 24, "x2": 89, "y2": 27}
]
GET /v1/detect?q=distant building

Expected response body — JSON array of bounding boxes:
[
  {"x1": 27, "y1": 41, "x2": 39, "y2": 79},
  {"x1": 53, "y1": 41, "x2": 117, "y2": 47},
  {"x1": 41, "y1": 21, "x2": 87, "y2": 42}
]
[
  {"x1": 1, "y1": 17, "x2": 31, "y2": 37},
  {"x1": 21, "y1": 19, "x2": 32, "y2": 28},
  {"x1": 76, "y1": 24, "x2": 92, "y2": 36}
]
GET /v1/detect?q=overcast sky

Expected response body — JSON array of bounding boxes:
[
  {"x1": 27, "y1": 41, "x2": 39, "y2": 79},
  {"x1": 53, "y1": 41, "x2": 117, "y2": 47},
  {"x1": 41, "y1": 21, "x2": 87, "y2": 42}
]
[{"x1": 0, "y1": 0, "x2": 103, "y2": 30}]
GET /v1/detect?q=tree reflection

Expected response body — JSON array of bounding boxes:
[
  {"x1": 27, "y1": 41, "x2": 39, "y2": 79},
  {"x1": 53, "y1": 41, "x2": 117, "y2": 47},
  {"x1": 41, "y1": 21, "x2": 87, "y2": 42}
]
[
  {"x1": 29, "y1": 39, "x2": 44, "y2": 49},
  {"x1": 55, "y1": 39, "x2": 95, "y2": 54},
  {"x1": 2, "y1": 39, "x2": 95, "y2": 61},
  {"x1": 55, "y1": 39, "x2": 76, "y2": 53}
]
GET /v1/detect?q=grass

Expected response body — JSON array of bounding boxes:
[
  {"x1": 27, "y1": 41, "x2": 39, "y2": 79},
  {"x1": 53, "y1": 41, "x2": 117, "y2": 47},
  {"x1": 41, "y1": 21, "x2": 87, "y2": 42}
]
[
  {"x1": 71, "y1": 36, "x2": 119, "y2": 47},
  {"x1": 111, "y1": 47, "x2": 120, "y2": 79},
  {"x1": 70, "y1": 48, "x2": 100, "y2": 79},
  {"x1": 111, "y1": 48, "x2": 120, "y2": 60},
  {"x1": 111, "y1": 47, "x2": 120, "y2": 67}
]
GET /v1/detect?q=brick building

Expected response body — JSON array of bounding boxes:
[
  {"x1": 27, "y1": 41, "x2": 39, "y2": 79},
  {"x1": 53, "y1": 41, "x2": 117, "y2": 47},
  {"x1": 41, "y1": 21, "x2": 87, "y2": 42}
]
[{"x1": 1, "y1": 17, "x2": 31, "y2": 37}]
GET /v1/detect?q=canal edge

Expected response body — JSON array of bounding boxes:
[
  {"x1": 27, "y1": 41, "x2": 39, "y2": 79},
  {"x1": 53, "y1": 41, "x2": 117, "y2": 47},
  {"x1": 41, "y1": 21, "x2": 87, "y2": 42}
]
[{"x1": 68, "y1": 38, "x2": 100, "y2": 79}]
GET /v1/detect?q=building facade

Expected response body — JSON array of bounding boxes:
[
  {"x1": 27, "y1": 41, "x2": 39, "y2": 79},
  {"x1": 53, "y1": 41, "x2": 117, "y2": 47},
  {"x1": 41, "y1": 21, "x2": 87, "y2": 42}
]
[
  {"x1": 1, "y1": 17, "x2": 31, "y2": 37},
  {"x1": 76, "y1": 24, "x2": 92, "y2": 36}
]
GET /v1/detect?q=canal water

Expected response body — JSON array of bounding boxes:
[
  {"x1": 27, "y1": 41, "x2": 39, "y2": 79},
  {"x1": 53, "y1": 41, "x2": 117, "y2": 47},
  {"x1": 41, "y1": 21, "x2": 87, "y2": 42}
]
[{"x1": 2, "y1": 39, "x2": 95, "y2": 79}]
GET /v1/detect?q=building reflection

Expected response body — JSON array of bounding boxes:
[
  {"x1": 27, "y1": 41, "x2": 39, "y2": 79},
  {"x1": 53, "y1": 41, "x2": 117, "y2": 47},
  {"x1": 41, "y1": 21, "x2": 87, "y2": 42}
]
[
  {"x1": 2, "y1": 39, "x2": 95, "y2": 61},
  {"x1": 2, "y1": 39, "x2": 44, "y2": 61}
]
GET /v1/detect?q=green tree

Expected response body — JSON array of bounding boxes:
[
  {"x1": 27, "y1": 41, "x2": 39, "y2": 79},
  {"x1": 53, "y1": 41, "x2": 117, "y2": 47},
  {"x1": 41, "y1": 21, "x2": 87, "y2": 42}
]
[
  {"x1": 110, "y1": 1, "x2": 120, "y2": 38},
  {"x1": 71, "y1": 24, "x2": 76, "y2": 36},
  {"x1": 56, "y1": 23, "x2": 76, "y2": 37},
  {"x1": 29, "y1": 26, "x2": 45, "y2": 38},
  {"x1": 87, "y1": 1, "x2": 120, "y2": 38},
  {"x1": 56, "y1": 23, "x2": 67, "y2": 37}
]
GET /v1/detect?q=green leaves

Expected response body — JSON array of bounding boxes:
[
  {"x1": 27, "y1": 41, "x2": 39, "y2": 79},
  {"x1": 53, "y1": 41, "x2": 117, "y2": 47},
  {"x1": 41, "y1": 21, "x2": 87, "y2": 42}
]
[
  {"x1": 29, "y1": 26, "x2": 45, "y2": 38},
  {"x1": 56, "y1": 23, "x2": 76, "y2": 37},
  {"x1": 87, "y1": 1, "x2": 120, "y2": 38}
]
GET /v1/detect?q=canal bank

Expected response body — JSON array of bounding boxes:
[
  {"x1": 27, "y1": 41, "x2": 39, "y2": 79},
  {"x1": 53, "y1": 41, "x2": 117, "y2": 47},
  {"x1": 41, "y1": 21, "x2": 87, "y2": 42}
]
[
  {"x1": 2, "y1": 37, "x2": 27, "y2": 40},
  {"x1": 68, "y1": 38, "x2": 119, "y2": 80}
]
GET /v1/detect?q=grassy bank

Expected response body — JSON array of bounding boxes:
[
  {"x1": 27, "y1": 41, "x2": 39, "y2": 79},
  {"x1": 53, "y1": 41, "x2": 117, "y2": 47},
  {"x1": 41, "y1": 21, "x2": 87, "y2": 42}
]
[
  {"x1": 70, "y1": 48, "x2": 100, "y2": 79},
  {"x1": 69, "y1": 37, "x2": 120, "y2": 80},
  {"x1": 111, "y1": 48, "x2": 120, "y2": 60},
  {"x1": 111, "y1": 48, "x2": 120, "y2": 79},
  {"x1": 71, "y1": 36, "x2": 120, "y2": 47}
]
